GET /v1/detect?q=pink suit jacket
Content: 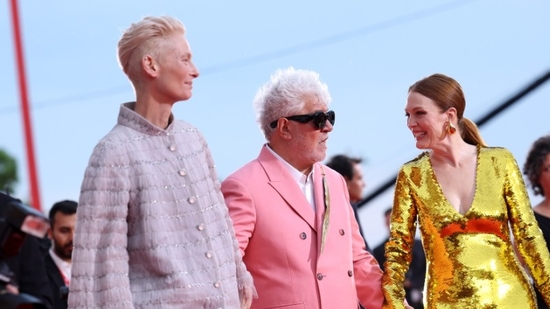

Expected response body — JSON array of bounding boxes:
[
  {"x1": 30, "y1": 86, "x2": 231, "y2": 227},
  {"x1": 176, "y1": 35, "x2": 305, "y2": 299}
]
[{"x1": 221, "y1": 145, "x2": 384, "y2": 309}]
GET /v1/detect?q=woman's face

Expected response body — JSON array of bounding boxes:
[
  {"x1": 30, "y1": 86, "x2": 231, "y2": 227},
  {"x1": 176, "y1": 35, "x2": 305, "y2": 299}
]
[
  {"x1": 154, "y1": 34, "x2": 199, "y2": 103},
  {"x1": 539, "y1": 153, "x2": 550, "y2": 197},
  {"x1": 346, "y1": 163, "x2": 366, "y2": 203},
  {"x1": 405, "y1": 91, "x2": 447, "y2": 150}
]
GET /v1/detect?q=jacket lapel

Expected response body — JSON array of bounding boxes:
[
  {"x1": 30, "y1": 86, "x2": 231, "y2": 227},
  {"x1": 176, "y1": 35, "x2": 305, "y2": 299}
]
[
  {"x1": 313, "y1": 163, "x2": 328, "y2": 252},
  {"x1": 258, "y1": 146, "x2": 317, "y2": 231},
  {"x1": 45, "y1": 253, "x2": 66, "y2": 288}
]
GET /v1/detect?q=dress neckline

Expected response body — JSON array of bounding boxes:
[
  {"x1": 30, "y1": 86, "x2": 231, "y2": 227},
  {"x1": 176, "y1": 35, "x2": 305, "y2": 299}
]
[{"x1": 426, "y1": 144, "x2": 482, "y2": 217}]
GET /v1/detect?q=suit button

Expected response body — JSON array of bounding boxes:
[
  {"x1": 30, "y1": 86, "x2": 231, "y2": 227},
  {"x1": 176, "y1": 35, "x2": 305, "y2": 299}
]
[
  {"x1": 348, "y1": 270, "x2": 353, "y2": 277},
  {"x1": 300, "y1": 232, "x2": 307, "y2": 240},
  {"x1": 339, "y1": 229, "x2": 345, "y2": 235},
  {"x1": 317, "y1": 273, "x2": 324, "y2": 280}
]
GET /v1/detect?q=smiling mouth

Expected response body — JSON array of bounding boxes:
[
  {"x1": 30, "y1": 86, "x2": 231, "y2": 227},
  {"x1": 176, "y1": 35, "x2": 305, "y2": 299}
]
[{"x1": 413, "y1": 132, "x2": 426, "y2": 139}]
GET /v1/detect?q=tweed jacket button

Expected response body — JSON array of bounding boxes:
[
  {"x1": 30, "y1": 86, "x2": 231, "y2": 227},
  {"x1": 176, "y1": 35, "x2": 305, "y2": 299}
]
[
  {"x1": 300, "y1": 232, "x2": 307, "y2": 240},
  {"x1": 169, "y1": 145, "x2": 176, "y2": 152},
  {"x1": 339, "y1": 229, "x2": 345, "y2": 235},
  {"x1": 348, "y1": 270, "x2": 353, "y2": 277},
  {"x1": 178, "y1": 169, "x2": 187, "y2": 176},
  {"x1": 317, "y1": 273, "x2": 324, "y2": 280}
]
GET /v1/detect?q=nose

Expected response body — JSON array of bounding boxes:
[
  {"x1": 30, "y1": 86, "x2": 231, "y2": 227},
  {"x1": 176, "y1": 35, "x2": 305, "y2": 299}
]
[
  {"x1": 321, "y1": 120, "x2": 333, "y2": 132},
  {"x1": 406, "y1": 116, "x2": 414, "y2": 129},
  {"x1": 190, "y1": 60, "x2": 200, "y2": 78}
]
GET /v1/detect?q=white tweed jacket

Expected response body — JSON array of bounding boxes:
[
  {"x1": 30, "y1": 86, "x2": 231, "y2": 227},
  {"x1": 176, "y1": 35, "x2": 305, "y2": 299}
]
[{"x1": 68, "y1": 102, "x2": 252, "y2": 309}]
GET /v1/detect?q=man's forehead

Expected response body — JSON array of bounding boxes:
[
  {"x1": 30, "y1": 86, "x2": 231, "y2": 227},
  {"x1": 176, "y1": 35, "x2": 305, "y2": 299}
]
[
  {"x1": 53, "y1": 212, "x2": 77, "y2": 222},
  {"x1": 302, "y1": 99, "x2": 328, "y2": 112}
]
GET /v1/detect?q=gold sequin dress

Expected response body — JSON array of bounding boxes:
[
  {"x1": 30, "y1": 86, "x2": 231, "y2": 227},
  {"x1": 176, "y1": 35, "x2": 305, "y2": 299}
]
[{"x1": 382, "y1": 146, "x2": 550, "y2": 309}]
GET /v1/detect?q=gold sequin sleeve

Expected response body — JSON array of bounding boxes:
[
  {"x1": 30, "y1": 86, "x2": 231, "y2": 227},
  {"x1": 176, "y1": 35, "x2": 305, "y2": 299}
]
[
  {"x1": 382, "y1": 165, "x2": 419, "y2": 309},
  {"x1": 503, "y1": 150, "x2": 550, "y2": 303}
]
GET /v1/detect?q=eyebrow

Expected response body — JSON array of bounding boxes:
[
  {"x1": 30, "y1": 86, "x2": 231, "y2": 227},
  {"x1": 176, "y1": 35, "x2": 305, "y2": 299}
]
[{"x1": 405, "y1": 106, "x2": 425, "y2": 112}]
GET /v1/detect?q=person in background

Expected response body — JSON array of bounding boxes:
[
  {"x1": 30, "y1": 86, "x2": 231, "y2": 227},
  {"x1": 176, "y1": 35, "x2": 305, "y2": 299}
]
[
  {"x1": 325, "y1": 154, "x2": 371, "y2": 252},
  {"x1": 382, "y1": 73, "x2": 550, "y2": 308},
  {"x1": 2, "y1": 191, "x2": 53, "y2": 309},
  {"x1": 68, "y1": 15, "x2": 254, "y2": 309},
  {"x1": 221, "y1": 67, "x2": 396, "y2": 309},
  {"x1": 523, "y1": 134, "x2": 550, "y2": 309},
  {"x1": 45, "y1": 200, "x2": 77, "y2": 309},
  {"x1": 373, "y1": 207, "x2": 425, "y2": 309}
]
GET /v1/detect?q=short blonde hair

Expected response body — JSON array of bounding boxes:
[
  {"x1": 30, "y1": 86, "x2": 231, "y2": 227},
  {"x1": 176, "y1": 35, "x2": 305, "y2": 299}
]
[{"x1": 117, "y1": 16, "x2": 185, "y2": 86}]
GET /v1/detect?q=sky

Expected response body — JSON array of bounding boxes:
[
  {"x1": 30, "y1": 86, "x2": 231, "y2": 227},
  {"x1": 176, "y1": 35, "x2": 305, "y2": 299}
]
[{"x1": 0, "y1": 0, "x2": 549, "y2": 247}]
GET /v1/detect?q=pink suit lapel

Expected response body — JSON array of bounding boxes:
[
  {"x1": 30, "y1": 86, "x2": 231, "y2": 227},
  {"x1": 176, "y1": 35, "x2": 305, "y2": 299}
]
[{"x1": 258, "y1": 146, "x2": 317, "y2": 232}]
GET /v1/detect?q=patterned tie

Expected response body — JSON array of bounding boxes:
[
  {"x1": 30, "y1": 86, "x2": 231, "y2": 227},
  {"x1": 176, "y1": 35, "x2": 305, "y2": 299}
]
[{"x1": 320, "y1": 166, "x2": 330, "y2": 254}]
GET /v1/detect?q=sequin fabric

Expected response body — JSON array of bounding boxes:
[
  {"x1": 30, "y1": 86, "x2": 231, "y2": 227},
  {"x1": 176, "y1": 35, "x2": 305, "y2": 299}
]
[
  {"x1": 69, "y1": 102, "x2": 253, "y2": 309},
  {"x1": 382, "y1": 146, "x2": 550, "y2": 309}
]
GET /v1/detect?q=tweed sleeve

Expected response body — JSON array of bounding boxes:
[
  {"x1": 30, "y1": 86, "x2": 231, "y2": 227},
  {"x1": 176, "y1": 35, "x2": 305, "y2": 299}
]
[
  {"x1": 200, "y1": 133, "x2": 256, "y2": 306},
  {"x1": 68, "y1": 143, "x2": 134, "y2": 309}
]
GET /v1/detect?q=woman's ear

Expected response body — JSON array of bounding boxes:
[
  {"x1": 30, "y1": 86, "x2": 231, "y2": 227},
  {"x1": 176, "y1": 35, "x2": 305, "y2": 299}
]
[
  {"x1": 142, "y1": 54, "x2": 158, "y2": 77},
  {"x1": 447, "y1": 107, "x2": 458, "y2": 122}
]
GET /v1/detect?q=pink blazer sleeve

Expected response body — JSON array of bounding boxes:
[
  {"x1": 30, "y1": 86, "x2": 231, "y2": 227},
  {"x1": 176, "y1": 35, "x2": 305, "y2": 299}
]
[
  {"x1": 331, "y1": 171, "x2": 384, "y2": 308},
  {"x1": 221, "y1": 177, "x2": 256, "y2": 257}
]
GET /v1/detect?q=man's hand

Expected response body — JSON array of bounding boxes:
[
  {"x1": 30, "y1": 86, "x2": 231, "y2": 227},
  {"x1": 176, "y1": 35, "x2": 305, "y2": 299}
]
[
  {"x1": 6, "y1": 283, "x2": 19, "y2": 294},
  {"x1": 404, "y1": 298, "x2": 415, "y2": 309}
]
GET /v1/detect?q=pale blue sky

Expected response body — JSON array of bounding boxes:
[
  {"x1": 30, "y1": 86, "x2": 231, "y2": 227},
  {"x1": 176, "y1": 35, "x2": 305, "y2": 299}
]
[{"x1": 1, "y1": 0, "x2": 548, "y2": 246}]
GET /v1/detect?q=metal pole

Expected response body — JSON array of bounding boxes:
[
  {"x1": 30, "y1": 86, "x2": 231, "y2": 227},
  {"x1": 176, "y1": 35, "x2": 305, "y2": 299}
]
[{"x1": 9, "y1": 0, "x2": 42, "y2": 211}]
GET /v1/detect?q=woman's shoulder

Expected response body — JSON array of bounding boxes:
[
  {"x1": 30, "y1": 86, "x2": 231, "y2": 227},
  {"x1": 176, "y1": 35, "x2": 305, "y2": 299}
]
[
  {"x1": 402, "y1": 151, "x2": 430, "y2": 168},
  {"x1": 479, "y1": 145, "x2": 514, "y2": 159},
  {"x1": 397, "y1": 152, "x2": 431, "y2": 186}
]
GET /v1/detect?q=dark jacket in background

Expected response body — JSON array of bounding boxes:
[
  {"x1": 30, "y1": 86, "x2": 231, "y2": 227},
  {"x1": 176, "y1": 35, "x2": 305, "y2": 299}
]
[
  {"x1": 44, "y1": 253, "x2": 68, "y2": 309},
  {"x1": 6, "y1": 235, "x2": 54, "y2": 309}
]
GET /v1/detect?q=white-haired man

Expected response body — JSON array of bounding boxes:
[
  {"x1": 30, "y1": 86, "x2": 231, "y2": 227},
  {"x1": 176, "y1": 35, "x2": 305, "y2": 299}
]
[{"x1": 221, "y1": 67, "x2": 388, "y2": 309}]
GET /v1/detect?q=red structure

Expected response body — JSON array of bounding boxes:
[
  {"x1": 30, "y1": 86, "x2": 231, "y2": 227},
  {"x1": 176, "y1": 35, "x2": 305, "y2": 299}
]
[{"x1": 9, "y1": 0, "x2": 42, "y2": 211}]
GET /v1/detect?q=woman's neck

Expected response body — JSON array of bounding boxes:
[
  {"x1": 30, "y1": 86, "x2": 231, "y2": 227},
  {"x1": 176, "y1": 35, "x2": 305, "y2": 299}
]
[
  {"x1": 134, "y1": 98, "x2": 173, "y2": 129},
  {"x1": 430, "y1": 141, "x2": 476, "y2": 168}
]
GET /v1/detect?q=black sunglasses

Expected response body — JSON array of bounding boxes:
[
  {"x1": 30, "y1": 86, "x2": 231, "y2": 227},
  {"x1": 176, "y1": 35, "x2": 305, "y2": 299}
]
[{"x1": 270, "y1": 110, "x2": 335, "y2": 130}]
